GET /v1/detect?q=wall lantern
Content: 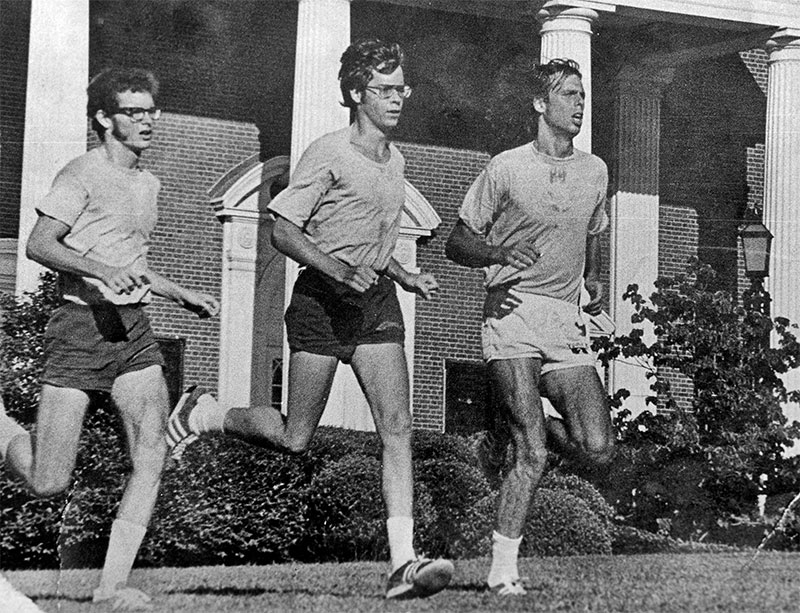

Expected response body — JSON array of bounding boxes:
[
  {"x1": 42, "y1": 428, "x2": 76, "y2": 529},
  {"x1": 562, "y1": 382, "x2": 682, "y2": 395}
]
[{"x1": 739, "y1": 221, "x2": 773, "y2": 279}]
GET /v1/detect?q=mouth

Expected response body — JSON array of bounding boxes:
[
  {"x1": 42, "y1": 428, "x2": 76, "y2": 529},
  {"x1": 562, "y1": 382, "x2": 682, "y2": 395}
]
[{"x1": 572, "y1": 113, "x2": 583, "y2": 123}]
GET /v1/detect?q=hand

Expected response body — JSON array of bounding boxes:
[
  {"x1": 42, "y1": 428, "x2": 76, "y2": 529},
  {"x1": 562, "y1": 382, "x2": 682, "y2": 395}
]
[
  {"x1": 403, "y1": 272, "x2": 439, "y2": 300},
  {"x1": 182, "y1": 290, "x2": 220, "y2": 319},
  {"x1": 101, "y1": 263, "x2": 149, "y2": 295},
  {"x1": 494, "y1": 238, "x2": 540, "y2": 271},
  {"x1": 338, "y1": 264, "x2": 378, "y2": 293},
  {"x1": 583, "y1": 277, "x2": 604, "y2": 316}
]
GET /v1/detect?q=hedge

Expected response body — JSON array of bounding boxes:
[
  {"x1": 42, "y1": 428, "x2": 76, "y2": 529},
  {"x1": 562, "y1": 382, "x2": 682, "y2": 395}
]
[{"x1": 1, "y1": 408, "x2": 616, "y2": 568}]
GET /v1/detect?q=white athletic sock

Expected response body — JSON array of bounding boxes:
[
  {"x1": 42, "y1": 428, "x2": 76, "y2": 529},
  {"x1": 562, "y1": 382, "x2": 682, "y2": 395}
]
[
  {"x1": 386, "y1": 516, "x2": 416, "y2": 571},
  {"x1": 188, "y1": 394, "x2": 228, "y2": 434},
  {"x1": 0, "y1": 404, "x2": 28, "y2": 461},
  {"x1": 96, "y1": 518, "x2": 147, "y2": 595},
  {"x1": 487, "y1": 530, "x2": 523, "y2": 587}
]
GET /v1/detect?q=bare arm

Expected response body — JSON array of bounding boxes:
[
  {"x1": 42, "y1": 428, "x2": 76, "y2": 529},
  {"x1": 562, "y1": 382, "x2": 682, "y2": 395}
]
[
  {"x1": 271, "y1": 215, "x2": 377, "y2": 292},
  {"x1": 445, "y1": 219, "x2": 540, "y2": 270},
  {"x1": 27, "y1": 214, "x2": 220, "y2": 317},
  {"x1": 384, "y1": 257, "x2": 439, "y2": 300},
  {"x1": 27, "y1": 214, "x2": 147, "y2": 295},
  {"x1": 583, "y1": 233, "x2": 604, "y2": 315},
  {"x1": 145, "y1": 269, "x2": 220, "y2": 318}
]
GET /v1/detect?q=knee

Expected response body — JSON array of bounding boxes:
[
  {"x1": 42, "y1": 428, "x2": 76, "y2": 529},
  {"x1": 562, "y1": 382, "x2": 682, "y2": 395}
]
[
  {"x1": 31, "y1": 474, "x2": 70, "y2": 498},
  {"x1": 283, "y1": 433, "x2": 313, "y2": 456},
  {"x1": 130, "y1": 433, "x2": 167, "y2": 480},
  {"x1": 578, "y1": 433, "x2": 615, "y2": 468},
  {"x1": 377, "y1": 409, "x2": 412, "y2": 441},
  {"x1": 513, "y1": 439, "x2": 549, "y2": 479}
]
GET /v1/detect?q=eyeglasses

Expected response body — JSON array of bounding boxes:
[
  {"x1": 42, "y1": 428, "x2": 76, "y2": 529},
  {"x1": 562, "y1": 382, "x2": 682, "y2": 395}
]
[
  {"x1": 363, "y1": 85, "x2": 412, "y2": 100},
  {"x1": 112, "y1": 107, "x2": 162, "y2": 122}
]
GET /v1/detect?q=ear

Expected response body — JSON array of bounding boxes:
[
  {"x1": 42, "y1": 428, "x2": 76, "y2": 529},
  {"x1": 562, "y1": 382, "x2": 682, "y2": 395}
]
[
  {"x1": 349, "y1": 88, "x2": 363, "y2": 105},
  {"x1": 95, "y1": 109, "x2": 113, "y2": 131},
  {"x1": 532, "y1": 95, "x2": 548, "y2": 115}
]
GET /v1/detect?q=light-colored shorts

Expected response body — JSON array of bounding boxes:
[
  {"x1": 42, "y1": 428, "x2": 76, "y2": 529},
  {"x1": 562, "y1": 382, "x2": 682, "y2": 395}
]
[{"x1": 482, "y1": 289, "x2": 596, "y2": 374}]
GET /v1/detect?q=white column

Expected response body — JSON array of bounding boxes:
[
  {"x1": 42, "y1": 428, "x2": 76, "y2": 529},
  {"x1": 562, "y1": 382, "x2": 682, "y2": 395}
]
[
  {"x1": 215, "y1": 206, "x2": 261, "y2": 408},
  {"x1": 537, "y1": 4, "x2": 598, "y2": 152},
  {"x1": 763, "y1": 29, "x2": 800, "y2": 433},
  {"x1": 16, "y1": 0, "x2": 89, "y2": 293},
  {"x1": 289, "y1": 0, "x2": 351, "y2": 170},
  {"x1": 283, "y1": 0, "x2": 352, "y2": 413},
  {"x1": 609, "y1": 65, "x2": 674, "y2": 416}
]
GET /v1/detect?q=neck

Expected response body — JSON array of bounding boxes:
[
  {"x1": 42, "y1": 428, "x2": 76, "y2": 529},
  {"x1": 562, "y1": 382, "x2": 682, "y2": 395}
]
[
  {"x1": 352, "y1": 115, "x2": 391, "y2": 148},
  {"x1": 533, "y1": 124, "x2": 575, "y2": 158},
  {"x1": 102, "y1": 137, "x2": 141, "y2": 169},
  {"x1": 349, "y1": 119, "x2": 392, "y2": 162}
]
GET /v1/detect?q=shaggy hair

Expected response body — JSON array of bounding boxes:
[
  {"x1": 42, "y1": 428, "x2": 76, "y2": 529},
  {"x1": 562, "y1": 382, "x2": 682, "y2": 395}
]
[{"x1": 338, "y1": 38, "x2": 404, "y2": 109}]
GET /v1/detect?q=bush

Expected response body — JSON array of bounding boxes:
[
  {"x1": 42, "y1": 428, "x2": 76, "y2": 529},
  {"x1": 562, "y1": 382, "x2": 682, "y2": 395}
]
[
  {"x1": 414, "y1": 459, "x2": 494, "y2": 559},
  {"x1": 522, "y1": 488, "x2": 612, "y2": 557},
  {"x1": 142, "y1": 436, "x2": 310, "y2": 567},
  {"x1": 594, "y1": 259, "x2": 800, "y2": 539}
]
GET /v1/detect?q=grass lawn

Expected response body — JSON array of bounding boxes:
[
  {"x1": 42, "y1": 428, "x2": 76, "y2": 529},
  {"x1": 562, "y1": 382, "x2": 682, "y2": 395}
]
[{"x1": 5, "y1": 551, "x2": 799, "y2": 612}]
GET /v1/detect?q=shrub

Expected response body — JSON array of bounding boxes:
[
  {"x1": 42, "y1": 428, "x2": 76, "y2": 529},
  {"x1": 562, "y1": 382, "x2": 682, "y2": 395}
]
[
  {"x1": 522, "y1": 488, "x2": 612, "y2": 557},
  {"x1": 413, "y1": 459, "x2": 494, "y2": 559},
  {"x1": 539, "y1": 470, "x2": 615, "y2": 528},
  {"x1": 0, "y1": 272, "x2": 61, "y2": 422},
  {"x1": 594, "y1": 259, "x2": 800, "y2": 538},
  {"x1": 142, "y1": 436, "x2": 310, "y2": 567}
]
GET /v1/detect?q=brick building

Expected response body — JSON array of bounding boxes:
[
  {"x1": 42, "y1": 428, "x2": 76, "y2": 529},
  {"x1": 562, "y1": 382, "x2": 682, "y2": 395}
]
[{"x1": 2, "y1": 1, "x2": 799, "y2": 433}]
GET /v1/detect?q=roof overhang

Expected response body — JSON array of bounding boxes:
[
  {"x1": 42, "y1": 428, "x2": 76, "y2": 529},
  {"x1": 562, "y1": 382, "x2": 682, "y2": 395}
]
[{"x1": 368, "y1": 0, "x2": 800, "y2": 30}]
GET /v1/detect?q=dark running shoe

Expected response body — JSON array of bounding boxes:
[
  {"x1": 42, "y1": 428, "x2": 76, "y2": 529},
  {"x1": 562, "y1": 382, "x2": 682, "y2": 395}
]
[{"x1": 385, "y1": 557, "x2": 454, "y2": 599}]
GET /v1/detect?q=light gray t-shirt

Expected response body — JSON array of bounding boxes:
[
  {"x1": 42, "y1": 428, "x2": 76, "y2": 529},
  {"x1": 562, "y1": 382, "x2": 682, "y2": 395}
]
[
  {"x1": 36, "y1": 147, "x2": 159, "y2": 305},
  {"x1": 459, "y1": 142, "x2": 608, "y2": 304},
  {"x1": 268, "y1": 127, "x2": 405, "y2": 271}
]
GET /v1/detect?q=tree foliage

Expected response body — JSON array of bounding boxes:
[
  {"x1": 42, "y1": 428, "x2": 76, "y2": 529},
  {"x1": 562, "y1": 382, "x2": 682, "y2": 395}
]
[{"x1": 594, "y1": 259, "x2": 800, "y2": 534}]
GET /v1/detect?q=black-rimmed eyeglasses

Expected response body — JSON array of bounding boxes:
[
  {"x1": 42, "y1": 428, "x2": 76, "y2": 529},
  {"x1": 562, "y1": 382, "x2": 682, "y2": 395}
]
[
  {"x1": 112, "y1": 107, "x2": 162, "y2": 122},
  {"x1": 363, "y1": 85, "x2": 412, "y2": 100}
]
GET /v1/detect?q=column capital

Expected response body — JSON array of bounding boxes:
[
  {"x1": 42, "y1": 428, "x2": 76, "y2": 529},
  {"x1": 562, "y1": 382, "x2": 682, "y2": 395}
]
[
  {"x1": 766, "y1": 28, "x2": 800, "y2": 63},
  {"x1": 616, "y1": 64, "x2": 675, "y2": 97},
  {"x1": 537, "y1": 4, "x2": 599, "y2": 34}
]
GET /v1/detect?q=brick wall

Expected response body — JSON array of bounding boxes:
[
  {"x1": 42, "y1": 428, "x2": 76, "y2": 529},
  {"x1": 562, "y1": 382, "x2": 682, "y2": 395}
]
[
  {"x1": 138, "y1": 114, "x2": 260, "y2": 393},
  {"x1": 0, "y1": 1, "x2": 30, "y2": 238},
  {"x1": 398, "y1": 143, "x2": 490, "y2": 429}
]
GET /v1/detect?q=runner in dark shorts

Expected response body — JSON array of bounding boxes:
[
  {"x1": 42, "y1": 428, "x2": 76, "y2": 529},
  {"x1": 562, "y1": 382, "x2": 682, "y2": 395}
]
[
  {"x1": 0, "y1": 67, "x2": 219, "y2": 611},
  {"x1": 167, "y1": 38, "x2": 453, "y2": 600}
]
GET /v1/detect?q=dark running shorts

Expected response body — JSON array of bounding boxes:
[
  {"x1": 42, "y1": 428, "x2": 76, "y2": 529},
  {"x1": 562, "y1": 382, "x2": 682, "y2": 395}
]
[
  {"x1": 41, "y1": 302, "x2": 165, "y2": 393},
  {"x1": 285, "y1": 268, "x2": 405, "y2": 363}
]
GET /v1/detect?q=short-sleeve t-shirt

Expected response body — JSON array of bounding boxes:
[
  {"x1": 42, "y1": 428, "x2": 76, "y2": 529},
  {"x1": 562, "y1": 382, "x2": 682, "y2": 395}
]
[
  {"x1": 36, "y1": 147, "x2": 160, "y2": 305},
  {"x1": 267, "y1": 127, "x2": 405, "y2": 271},
  {"x1": 458, "y1": 143, "x2": 608, "y2": 304}
]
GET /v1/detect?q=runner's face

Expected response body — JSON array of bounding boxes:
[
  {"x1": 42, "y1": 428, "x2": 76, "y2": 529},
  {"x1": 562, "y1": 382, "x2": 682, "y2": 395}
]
[
  {"x1": 108, "y1": 90, "x2": 157, "y2": 154},
  {"x1": 537, "y1": 74, "x2": 585, "y2": 137},
  {"x1": 356, "y1": 66, "x2": 405, "y2": 133}
]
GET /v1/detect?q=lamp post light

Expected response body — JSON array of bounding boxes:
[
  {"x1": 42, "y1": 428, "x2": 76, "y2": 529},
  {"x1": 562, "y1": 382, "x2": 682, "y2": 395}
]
[{"x1": 739, "y1": 220, "x2": 773, "y2": 316}]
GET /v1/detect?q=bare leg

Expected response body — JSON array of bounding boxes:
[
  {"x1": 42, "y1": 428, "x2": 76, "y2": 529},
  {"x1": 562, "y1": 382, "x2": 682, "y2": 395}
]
[
  {"x1": 489, "y1": 358, "x2": 548, "y2": 539},
  {"x1": 90, "y1": 364, "x2": 170, "y2": 604},
  {"x1": 111, "y1": 365, "x2": 169, "y2": 527},
  {"x1": 350, "y1": 343, "x2": 413, "y2": 520},
  {"x1": 4, "y1": 385, "x2": 89, "y2": 497},
  {"x1": 223, "y1": 351, "x2": 339, "y2": 454},
  {"x1": 485, "y1": 358, "x2": 547, "y2": 591},
  {"x1": 541, "y1": 366, "x2": 614, "y2": 479}
]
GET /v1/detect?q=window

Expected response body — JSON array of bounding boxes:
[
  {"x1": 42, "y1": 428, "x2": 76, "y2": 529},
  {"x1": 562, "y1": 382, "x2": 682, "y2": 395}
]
[
  {"x1": 444, "y1": 360, "x2": 493, "y2": 436},
  {"x1": 155, "y1": 336, "x2": 185, "y2": 408},
  {"x1": 271, "y1": 358, "x2": 283, "y2": 411}
]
